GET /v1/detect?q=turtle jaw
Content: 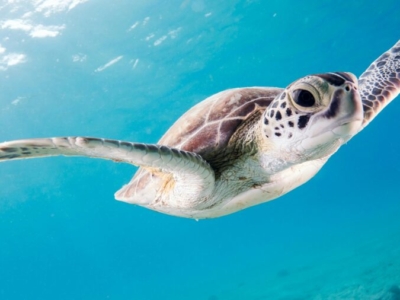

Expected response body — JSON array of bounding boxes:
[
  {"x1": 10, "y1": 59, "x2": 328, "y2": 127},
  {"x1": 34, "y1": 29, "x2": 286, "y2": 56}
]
[
  {"x1": 331, "y1": 117, "x2": 363, "y2": 142},
  {"x1": 309, "y1": 82, "x2": 363, "y2": 137},
  {"x1": 299, "y1": 117, "x2": 363, "y2": 160},
  {"x1": 307, "y1": 112, "x2": 364, "y2": 146},
  {"x1": 296, "y1": 82, "x2": 364, "y2": 160}
]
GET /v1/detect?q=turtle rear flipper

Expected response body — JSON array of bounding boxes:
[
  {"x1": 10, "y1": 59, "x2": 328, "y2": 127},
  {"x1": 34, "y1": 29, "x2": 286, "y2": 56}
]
[
  {"x1": 359, "y1": 40, "x2": 400, "y2": 129},
  {"x1": 0, "y1": 137, "x2": 215, "y2": 207}
]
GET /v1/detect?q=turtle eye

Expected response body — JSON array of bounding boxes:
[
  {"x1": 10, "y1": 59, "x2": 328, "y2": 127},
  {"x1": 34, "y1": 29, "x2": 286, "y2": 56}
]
[{"x1": 292, "y1": 89, "x2": 315, "y2": 107}]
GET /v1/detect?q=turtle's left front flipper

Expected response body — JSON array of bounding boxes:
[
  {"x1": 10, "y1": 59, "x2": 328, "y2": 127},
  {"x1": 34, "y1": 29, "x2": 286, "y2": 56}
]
[
  {"x1": 0, "y1": 137, "x2": 215, "y2": 202},
  {"x1": 359, "y1": 40, "x2": 400, "y2": 129}
]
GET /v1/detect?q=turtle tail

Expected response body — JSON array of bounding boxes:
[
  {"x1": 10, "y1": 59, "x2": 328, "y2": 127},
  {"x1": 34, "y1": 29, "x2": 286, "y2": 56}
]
[{"x1": 358, "y1": 40, "x2": 400, "y2": 130}]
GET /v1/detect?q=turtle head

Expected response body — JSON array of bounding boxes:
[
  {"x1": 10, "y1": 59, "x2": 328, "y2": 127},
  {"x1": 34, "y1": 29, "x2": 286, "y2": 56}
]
[{"x1": 261, "y1": 72, "x2": 363, "y2": 162}]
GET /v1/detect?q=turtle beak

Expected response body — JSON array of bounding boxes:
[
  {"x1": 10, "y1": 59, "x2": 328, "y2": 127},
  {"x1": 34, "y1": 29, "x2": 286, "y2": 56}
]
[
  {"x1": 309, "y1": 76, "x2": 363, "y2": 142},
  {"x1": 331, "y1": 86, "x2": 363, "y2": 141}
]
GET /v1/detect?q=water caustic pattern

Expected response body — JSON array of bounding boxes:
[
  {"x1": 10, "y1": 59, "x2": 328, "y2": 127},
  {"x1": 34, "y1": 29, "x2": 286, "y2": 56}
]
[{"x1": 0, "y1": 1, "x2": 400, "y2": 299}]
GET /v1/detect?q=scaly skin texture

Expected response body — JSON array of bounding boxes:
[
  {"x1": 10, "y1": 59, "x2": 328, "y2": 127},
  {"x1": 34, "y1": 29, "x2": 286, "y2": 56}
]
[{"x1": 358, "y1": 40, "x2": 400, "y2": 129}]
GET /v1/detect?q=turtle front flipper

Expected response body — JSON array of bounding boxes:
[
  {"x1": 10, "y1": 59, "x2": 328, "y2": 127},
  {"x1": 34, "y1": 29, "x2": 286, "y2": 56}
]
[
  {"x1": 359, "y1": 40, "x2": 400, "y2": 129},
  {"x1": 0, "y1": 137, "x2": 215, "y2": 209}
]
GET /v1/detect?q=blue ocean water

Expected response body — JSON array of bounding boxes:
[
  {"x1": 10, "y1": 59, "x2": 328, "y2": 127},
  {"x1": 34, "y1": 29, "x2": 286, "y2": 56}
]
[{"x1": 0, "y1": 0, "x2": 400, "y2": 299}]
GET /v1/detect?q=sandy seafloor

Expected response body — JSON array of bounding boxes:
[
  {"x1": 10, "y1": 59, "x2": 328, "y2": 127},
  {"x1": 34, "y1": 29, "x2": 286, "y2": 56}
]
[{"x1": 0, "y1": 1, "x2": 400, "y2": 299}]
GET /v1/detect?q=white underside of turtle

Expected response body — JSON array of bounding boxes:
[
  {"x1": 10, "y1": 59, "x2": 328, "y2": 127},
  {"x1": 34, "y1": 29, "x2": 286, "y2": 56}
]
[{"x1": 1, "y1": 40, "x2": 399, "y2": 219}]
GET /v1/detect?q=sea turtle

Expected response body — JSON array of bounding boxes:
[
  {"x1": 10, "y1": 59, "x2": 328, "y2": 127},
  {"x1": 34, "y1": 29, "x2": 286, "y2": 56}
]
[{"x1": 1, "y1": 41, "x2": 399, "y2": 219}]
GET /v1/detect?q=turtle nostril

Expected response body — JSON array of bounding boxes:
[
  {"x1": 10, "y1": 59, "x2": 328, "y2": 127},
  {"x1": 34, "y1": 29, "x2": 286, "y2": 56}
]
[{"x1": 344, "y1": 84, "x2": 351, "y2": 92}]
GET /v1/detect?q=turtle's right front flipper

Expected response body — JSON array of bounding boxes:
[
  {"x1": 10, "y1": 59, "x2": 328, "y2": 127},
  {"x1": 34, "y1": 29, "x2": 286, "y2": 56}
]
[
  {"x1": 359, "y1": 40, "x2": 400, "y2": 129},
  {"x1": 0, "y1": 137, "x2": 215, "y2": 208}
]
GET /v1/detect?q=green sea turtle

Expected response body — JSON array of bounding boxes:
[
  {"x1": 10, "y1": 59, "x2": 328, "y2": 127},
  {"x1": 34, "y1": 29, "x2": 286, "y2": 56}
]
[{"x1": 1, "y1": 40, "x2": 399, "y2": 219}]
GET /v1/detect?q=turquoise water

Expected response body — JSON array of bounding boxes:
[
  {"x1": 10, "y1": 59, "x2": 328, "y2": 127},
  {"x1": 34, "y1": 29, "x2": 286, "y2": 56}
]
[{"x1": 0, "y1": 1, "x2": 400, "y2": 299}]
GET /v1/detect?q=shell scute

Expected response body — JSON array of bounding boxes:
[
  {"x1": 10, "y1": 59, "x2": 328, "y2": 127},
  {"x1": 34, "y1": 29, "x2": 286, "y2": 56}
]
[{"x1": 160, "y1": 87, "x2": 282, "y2": 156}]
